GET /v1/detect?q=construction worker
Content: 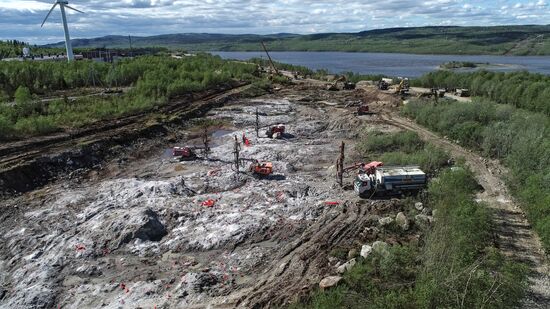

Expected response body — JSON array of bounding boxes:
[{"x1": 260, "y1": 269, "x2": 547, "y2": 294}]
[{"x1": 242, "y1": 133, "x2": 251, "y2": 147}]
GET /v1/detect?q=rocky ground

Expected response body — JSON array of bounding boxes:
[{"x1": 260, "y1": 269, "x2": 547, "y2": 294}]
[
  {"x1": 1, "y1": 79, "x2": 546, "y2": 309},
  {"x1": 0, "y1": 83, "x2": 425, "y2": 308}
]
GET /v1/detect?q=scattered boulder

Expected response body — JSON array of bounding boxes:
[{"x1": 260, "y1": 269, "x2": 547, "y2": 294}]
[
  {"x1": 372, "y1": 241, "x2": 390, "y2": 258},
  {"x1": 414, "y1": 202, "x2": 424, "y2": 211},
  {"x1": 192, "y1": 273, "x2": 220, "y2": 293},
  {"x1": 421, "y1": 207, "x2": 432, "y2": 216},
  {"x1": 378, "y1": 217, "x2": 394, "y2": 226},
  {"x1": 183, "y1": 272, "x2": 221, "y2": 294},
  {"x1": 114, "y1": 208, "x2": 168, "y2": 250},
  {"x1": 415, "y1": 214, "x2": 434, "y2": 228},
  {"x1": 366, "y1": 214, "x2": 381, "y2": 225},
  {"x1": 319, "y1": 276, "x2": 343, "y2": 290},
  {"x1": 336, "y1": 258, "x2": 356, "y2": 274},
  {"x1": 360, "y1": 245, "x2": 373, "y2": 259},
  {"x1": 347, "y1": 248, "x2": 358, "y2": 260},
  {"x1": 395, "y1": 212, "x2": 409, "y2": 231}
]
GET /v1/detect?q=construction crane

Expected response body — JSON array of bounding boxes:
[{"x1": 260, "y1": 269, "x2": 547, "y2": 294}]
[{"x1": 261, "y1": 42, "x2": 279, "y2": 75}]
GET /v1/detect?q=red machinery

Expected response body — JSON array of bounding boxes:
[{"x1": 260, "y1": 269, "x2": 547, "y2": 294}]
[
  {"x1": 251, "y1": 161, "x2": 273, "y2": 177},
  {"x1": 357, "y1": 104, "x2": 370, "y2": 115},
  {"x1": 361, "y1": 161, "x2": 384, "y2": 174},
  {"x1": 344, "y1": 161, "x2": 384, "y2": 174},
  {"x1": 266, "y1": 124, "x2": 285, "y2": 139},
  {"x1": 173, "y1": 147, "x2": 197, "y2": 161},
  {"x1": 241, "y1": 158, "x2": 273, "y2": 177}
]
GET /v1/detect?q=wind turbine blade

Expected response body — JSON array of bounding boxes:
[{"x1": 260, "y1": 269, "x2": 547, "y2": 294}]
[
  {"x1": 64, "y1": 5, "x2": 85, "y2": 14},
  {"x1": 41, "y1": 3, "x2": 58, "y2": 27}
]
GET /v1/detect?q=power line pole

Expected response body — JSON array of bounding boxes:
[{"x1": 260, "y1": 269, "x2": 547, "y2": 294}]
[
  {"x1": 255, "y1": 107, "x2": 260, "y2": 137},
  {"x1": 233, "y1": 135, "x2": 241, "y2": 172},
  {"x1": 202, "y1": 126, "x2": 211, "y2": 159},
  {"x1": 337, "y1": 141, "x2": 345, "y2": 187},
  {"x1": 128, "y1": 35, "x2": 133, "y2": 57}
]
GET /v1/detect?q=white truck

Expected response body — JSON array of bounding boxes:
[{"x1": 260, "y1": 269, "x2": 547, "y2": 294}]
[{"x1": 354, "y1": 165, "x2": 427, "y2": 197}]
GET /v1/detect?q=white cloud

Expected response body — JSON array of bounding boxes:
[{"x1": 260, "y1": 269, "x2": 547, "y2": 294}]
[{"x1": 1, "y1": 0, "x2": 550, "y2": 44}]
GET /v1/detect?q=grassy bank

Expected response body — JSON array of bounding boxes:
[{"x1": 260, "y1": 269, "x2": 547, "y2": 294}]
[
  {"x1": 356, "y1": 131, "x2": 449, "y2": 175},
  {"x1": 291, "y1": 131, "x2": 527, "y2": 308},
  {"x1": 0, "y1": 54, "x2": 259, "y2": 140},
  {"x1": 402, "y1": 98, "x2": 550, "y2": 252}
]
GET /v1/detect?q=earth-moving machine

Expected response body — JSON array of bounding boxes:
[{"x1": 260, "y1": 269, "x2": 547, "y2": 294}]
[
  {"x1": 240, "y1": 158, "x2": 273, "y2": 177},
  {"x1": 357, "y1": 104, "x2": 371, "y2": 115},
  {"x1": 353, "y1": 162, "x2": 426, "y2": 197},
  {"x1": 378, "y1": 80, "x2": 389, "y2": 90},
  {"x1": 395, "y1": 78, "x2": 410, "y2": 95},
  {"x1": 172, "y1": 146, "x2": 198, "y2": 161},
  {"x1": 326, "y1": 76, "x2": 355, "y2": 91},
  {"x1": 343, "y1": 82, "x2": 356, "y2": 90},
  {"x1": 454, "y1": 89, "x2": 470, "y2": 97},
  {"x1": 265, "y1": 124, "x2": 286, "y2": 139}
]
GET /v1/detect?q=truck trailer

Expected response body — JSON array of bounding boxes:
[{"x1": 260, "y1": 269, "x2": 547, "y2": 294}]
[{"x1": 354, "y1": 165, "x2": 426, "y2": 197}]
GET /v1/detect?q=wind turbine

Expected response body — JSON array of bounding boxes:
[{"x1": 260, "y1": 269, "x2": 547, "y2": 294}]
[{"x1": 41, "y1": 0, "x2": 84, "y2": 62}]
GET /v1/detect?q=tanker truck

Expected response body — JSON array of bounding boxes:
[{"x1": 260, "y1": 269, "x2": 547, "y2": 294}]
[{"x1": 354, "y1": 164, "x2": 426, "y2": 197}]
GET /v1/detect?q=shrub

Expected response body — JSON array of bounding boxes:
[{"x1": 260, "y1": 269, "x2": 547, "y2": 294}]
[
  {"x1": 416, "y1": 168, "x2": 528, "y2": 309},
  {"x1": 403, "y1": 97, "x2": 550, "y2": 250},
  {"x1": 358, "y1": 131, "x2": 424, "y2": 154}
]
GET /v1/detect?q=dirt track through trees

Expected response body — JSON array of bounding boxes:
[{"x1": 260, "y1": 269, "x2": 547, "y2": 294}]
[{"x1": 380, "y1": 113, "x2": 550, "y2": 308}]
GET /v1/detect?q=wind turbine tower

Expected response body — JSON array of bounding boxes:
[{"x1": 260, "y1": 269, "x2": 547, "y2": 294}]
[{"x1": 41, "y1": 0, "x2": 84, "y2": 62}]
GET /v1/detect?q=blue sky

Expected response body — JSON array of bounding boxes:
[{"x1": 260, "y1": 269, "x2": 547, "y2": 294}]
[{"x1": 0, "y1": 0, "x2": 549, "y2": 44}]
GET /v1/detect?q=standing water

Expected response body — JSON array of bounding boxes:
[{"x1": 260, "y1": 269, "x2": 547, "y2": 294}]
[{"x1": 212, "y1": 51, "x2": 550, "y2": 77}]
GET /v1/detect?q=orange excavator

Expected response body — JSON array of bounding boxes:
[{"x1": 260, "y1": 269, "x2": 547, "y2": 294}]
[{"x1": 240, "y1": 158, "x2": 273, "y2": 177}]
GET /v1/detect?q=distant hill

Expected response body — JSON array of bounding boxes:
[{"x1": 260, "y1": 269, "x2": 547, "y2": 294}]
[{"x1": 43, "y1": 25, "x2": 550, "y2": 55}]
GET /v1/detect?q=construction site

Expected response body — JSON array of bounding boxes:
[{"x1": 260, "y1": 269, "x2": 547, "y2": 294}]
[{"x1": 0, "y1": 55, "x2": 548, "y2": 308}]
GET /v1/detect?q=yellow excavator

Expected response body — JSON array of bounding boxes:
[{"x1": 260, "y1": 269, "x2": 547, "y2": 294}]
[{"x1": 395, "y1": 78, "x2": 410, "y2": 95}]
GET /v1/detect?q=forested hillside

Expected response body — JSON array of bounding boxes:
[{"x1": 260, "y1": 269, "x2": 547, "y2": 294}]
[
  {"x1": 0, "y1": 54, "x2": 258, "y2": 139},
  {"x1": 43, "y1": 25, "x2": 550, "y2": 56}
]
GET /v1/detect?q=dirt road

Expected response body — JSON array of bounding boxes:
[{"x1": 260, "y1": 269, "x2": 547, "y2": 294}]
[{"x1": 380, "y1": 113, "x2": 550, "y2": 308}]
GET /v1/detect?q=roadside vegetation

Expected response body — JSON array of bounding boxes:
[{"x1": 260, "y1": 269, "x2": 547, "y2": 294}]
[
  {"x1": 356, "y1": 131, "x2": 449, "y2": 175},
  {"x1": 0, "y1": 54, "x2": 259, "y2": 140},
  {"x1": 414, "y1": 70, "x2": 550, "y2": 115},
  {"x1": 292, "y1": 131, "x2": 528, "y2": 308},
  {"x1": 402, "y1": 98, "x2": 550, "y2": 252}
]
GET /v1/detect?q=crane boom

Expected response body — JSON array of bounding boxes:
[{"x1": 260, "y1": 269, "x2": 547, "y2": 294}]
[{"x1": 261, "y1": 42, "x2": 279, "y2": 75}]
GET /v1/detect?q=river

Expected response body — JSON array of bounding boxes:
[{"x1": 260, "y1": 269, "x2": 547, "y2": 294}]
[{"x1": 212, "y1": 51, "x2": 550, "y2": 77}]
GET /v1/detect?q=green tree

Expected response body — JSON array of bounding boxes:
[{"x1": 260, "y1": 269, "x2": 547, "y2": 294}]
[{"x1": 14, "y1": 86, "x2": 32, "y2": 104}]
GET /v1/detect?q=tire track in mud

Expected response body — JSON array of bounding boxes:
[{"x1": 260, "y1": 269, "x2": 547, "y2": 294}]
[
  {"x1": 0, "y1": 84, "x2": 251, "y2": 196},
  {"x1": 0, "y1": 83, "x2": 249, "y2": 169},
  {"x1": 237, "y1": 201, "x2": 371, "y2": 308},
  {"x1": 380, "y1": 112, "x2": 550, "y2": 308}
]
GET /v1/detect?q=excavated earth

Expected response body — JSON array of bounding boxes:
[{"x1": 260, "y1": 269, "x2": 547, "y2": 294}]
[
  {"x1": 0, "y1": 83, "x2": 417, "y2": 308},
  {"x1": 2, "y1": 80, "x2": 547, "y2": 309}
]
